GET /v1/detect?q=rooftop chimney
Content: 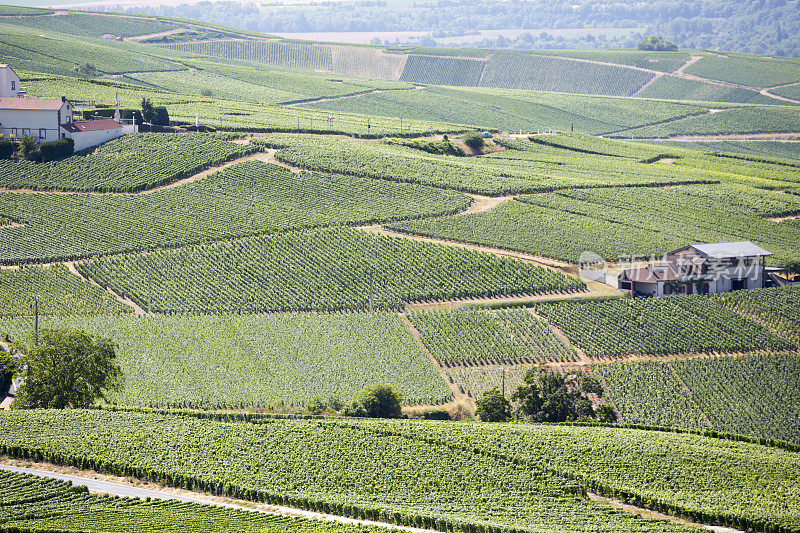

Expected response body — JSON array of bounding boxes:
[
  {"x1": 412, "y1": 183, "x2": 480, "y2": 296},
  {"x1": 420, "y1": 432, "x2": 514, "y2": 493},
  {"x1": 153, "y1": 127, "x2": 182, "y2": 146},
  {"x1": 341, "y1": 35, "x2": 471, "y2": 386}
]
[{"x1": 61, "y1": 96, "x2": 66, "y2": 102}]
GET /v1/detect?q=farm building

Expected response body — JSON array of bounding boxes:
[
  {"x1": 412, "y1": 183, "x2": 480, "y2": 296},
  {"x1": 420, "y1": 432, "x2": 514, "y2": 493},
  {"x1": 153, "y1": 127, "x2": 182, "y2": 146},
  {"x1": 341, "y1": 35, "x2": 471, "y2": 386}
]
[
  {"x1": 618, "y1": 241, "x2": 773, "y2": 297},
  {"x1": 0, "y1": 64, "x2": 134, "y2": 150}
]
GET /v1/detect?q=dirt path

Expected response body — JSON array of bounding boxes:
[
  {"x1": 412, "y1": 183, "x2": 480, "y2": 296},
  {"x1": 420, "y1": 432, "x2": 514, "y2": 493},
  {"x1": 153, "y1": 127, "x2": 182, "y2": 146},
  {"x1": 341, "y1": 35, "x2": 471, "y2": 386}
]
[
  {"x1": 66, "y1": 262, "x2": 144, "y2": 315},
  {"x1": 260, "y1": 148, "x2": 303, "y2": 173},
  {"x1": 669, "y1": 365, "x2": 713, "y2": 427},
  {"x1": 630, "y1": 72, "x2": 663, "y2": 96},
  {"x1": 587, "y1": 493, "x2": 745, "y2": 533},
  {"x1": 0, "y1": 150, "x2": 270, "y2": 196},
  {"x1": 674, "y1": 55, "x2": 704, "y2": 75},
  {"x1": 360, "y1": 225, "x2": 575, "y2": 272},
  {"x1": 0, "y1": 462, "x2": 433, "y2": 533},
  {"x1": 621, "y1": 132, "x2": 800, "y2": 141},
  {"x1": 527, "y1": 307, "x2": 590, "y2": 363},
  {"x1": 126, "y1": 28, "x2": 186, "y2": 42},
  {"x1": 400, "y1": 314, "x2": 468, "y2": 403},
  {"x1": 461, "y1": 193, "x2": 515, "y2": 215},
  {"x1": 284, "y1": 87, "x2": 417, "y2": 107},
  {"x1": 767, "y1": 213, "x2": 800, "y2": 222}
]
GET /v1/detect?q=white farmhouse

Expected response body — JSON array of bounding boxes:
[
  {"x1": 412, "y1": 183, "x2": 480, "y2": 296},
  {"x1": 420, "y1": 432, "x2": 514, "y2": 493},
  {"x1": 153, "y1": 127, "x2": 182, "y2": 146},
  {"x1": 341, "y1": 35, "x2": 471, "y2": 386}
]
[
  {"x1": 0, "y1": 64, "x2": 134, "y2": 151},
  {"x1": 618, "y1": 241, "x2": 773, "y2": 297}
]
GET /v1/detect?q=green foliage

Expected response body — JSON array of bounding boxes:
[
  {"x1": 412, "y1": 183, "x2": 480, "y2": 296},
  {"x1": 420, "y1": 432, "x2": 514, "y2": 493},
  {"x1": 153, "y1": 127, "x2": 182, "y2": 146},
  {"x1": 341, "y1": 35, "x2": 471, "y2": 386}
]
[
  {"x1": 7, "y1": 12, "x2": 178, "y2": 38},
  {"x1": 478, "y1": 52, "x2": 655, "y2": 96},
  {"x1": 399, "y1": 55, "x2": 485, "y2": 86},
  {"x1": 0, "y1": 140, "x2": 13, "y2": 159},
  {"x1": 383, "y1": 137, "x2": 465, "y2": 156},
  {"x1": 0, "y1": 133, "x2": 255, "y2": 192},
  {"x1": 0, "y1": 312, "x2": 450, "y2": 409},
  {"x1": 391, "y1": 183, "x2": 800, "y2": 264},
  {"x1": 79, "y1": 227, "x2": 580, "y2": 312},
  {"x1": 475, "y1": 387, "x2": 511, "y2": 422},
  {"x1": 0, "y1": 469, "x2": 391, "y2": 533},
  {"x1": 511, "y1": 368, "x2": 610, "y2": 423},
  {"x1": 13, "y1": 133, "x2": 40, "y2": 162},
  {"x1": 685, "y1": 53, "x2": 800, "y2": 89},
  {"x1": 638, "y1": 35, "x2": 678, "y2": 52},
  {"x1": 160, "y1": 40, "x2": 333, "y2": 70},
  {"x1": 0, "y1": 265, "x2": 131, "y2": 317},
  {"x1": 461, "y1": 131, "x2": 484, "y2": 150},
  {"x1": 353, "y1": 383, "x2": 403, "y2": 418},
  {"x1": 713, "y1": 286, "x2": 800, "y2": 345},
  {"x1": 534, "y1": 295, "x2": 793, "y2": 358},
  {"x1": 12, "y1": 328, "x2": 122, "y2": 409},
  {"x1": 635, "y1": 75, "x2": 772, "y2": 104},
  {"x1": 39, "y1": 137, "x2": 74, "y2": 162},
  {"x1": 597, "y1": 352, "x2": 800, "y2": 444},
  {"x1": 0, "y1": 409, "x2": 795, "y2": 533},
  {"x1": 408, "y1": 308, "x2": 579, "y2": 366},
  {"x1": 0, "y1": 161, "x2": 468, "y2": 264}
]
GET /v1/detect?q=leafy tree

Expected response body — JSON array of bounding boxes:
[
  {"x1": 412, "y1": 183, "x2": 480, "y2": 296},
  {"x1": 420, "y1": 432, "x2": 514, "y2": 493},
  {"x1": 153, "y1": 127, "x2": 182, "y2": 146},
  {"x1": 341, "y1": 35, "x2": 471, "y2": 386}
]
[
  {"x1": 12, "y1": 328, "x2": 123, "y2": 409},
  {"x1": 0, "y1": 348, "x2": 18, "y2": 398},
  {"x1": 13, "y1": 134, "x2": 41, "y2": 162},
  {"x1": 141, "y1": 98, "x2": 155, "y2": 124},
  {"x1": 307, "y1": 397, "x2": 326, "y2": 415},
  {"x1": 75, "y1": 63, "x2": 98, "y2": 77},
  {"x1": 512, "y1": 368, "x2": 614, "y2": 423},
  {"x1": 638, "y1": 35, "x2": 678, "y2": 51},
  {"x1": 785, "y1": 260, "x2": 800, "y2": 278},
  {"x1": 596, "y1": 405, "x2": 618, "y2": 424},
  {"x1": 476, "y1": 387, "x2": 511, "y2": 422},
  {"x1": 352, "y1": 383, "x2": 403, "y2": 418},
  {"x1": 462, "y1": 131, "x2": 485, "y2": 151}
]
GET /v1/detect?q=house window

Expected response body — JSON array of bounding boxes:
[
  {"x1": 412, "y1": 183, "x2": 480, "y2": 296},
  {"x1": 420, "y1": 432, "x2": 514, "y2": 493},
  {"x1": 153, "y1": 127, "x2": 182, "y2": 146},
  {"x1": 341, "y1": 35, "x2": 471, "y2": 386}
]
[
  {"x1": 731, "y1": 278, "x2": 746, "y2": 291},
  {"x1": 39, "y1": 129, "x2": 46, "y2": 140},
  {"x1": 10, "y1": 80, "x2": 15, "y2": 91}
]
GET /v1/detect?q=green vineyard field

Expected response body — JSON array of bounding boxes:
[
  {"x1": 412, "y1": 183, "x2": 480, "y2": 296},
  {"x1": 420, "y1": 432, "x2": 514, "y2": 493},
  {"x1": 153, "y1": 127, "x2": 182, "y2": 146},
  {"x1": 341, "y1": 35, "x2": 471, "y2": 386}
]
[
  {"x1": 0, "y1": 410, "x2": 796, "y2": 533},
  {"x1": 0, "y1": 469, "x2": 389, "y2": 533},
  {"x1": 597, "y1": 352, "x2": 800, "y2": 444},
  {"x1": 0, "y1": 160, "x2": 469, "y2": 264},
  {"x1": 0, "y1": 133, "x2": 256, "y2": 192},
  {"x1": 0, "y1": 312, "x2": 451, "y2": 407},
  {"x1": 0, "y1": 264, "x2": 131, "y2": 317},
  {"x1": 77, "y1": 227, "x2": 583, "y2": 312}
]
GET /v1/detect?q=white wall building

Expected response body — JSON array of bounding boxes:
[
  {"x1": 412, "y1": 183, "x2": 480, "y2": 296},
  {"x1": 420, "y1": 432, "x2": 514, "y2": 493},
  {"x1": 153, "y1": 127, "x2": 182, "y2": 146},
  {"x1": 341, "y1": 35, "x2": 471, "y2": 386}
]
[
  {"x1": 618, "y1": 241, "x2": 772, "y2": 297},
  {"x1": 0, "y1": 64, "x2": 134, "y2": 150}
]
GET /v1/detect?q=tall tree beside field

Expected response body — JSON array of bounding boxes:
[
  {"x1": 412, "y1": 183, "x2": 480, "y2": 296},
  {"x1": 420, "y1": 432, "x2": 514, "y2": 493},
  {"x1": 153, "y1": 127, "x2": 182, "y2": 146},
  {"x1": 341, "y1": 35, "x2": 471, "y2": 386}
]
[{"x1": 11, "y1": 328, "x2": 122, "y2": 409}]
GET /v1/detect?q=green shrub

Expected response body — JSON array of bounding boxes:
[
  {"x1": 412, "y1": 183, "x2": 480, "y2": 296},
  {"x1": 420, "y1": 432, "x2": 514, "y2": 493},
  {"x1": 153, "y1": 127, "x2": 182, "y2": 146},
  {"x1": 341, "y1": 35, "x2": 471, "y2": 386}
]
[
  {"x1": 0, "y1": 139, "x2": 13, "y2": 159},
  {"x1": 40, "y1": 138, "x2": 74, "y2": 162},
  {"x1": 353, "y1": 383, "x2": 403, "y2": 418},
  {"x1": 462, "y1": 131, "x2": 485, "y2": 151}
]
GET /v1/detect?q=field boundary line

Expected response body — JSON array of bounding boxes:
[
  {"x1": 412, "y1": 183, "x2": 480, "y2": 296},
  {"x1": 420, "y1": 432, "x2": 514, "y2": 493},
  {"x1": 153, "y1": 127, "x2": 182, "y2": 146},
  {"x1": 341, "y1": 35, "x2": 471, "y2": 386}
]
[
  {"x1": 0, "y1": 149, "x2": 270, "y2": 196},
  {"x1": 399, "y1": 314, "x2": 466, "y2": 403},
  {"x1": 526, "y1": 307, "x2": 590, "y2": 364},
  {"x1": 630, "y1": 72, "x2": 662, "y2": 96},
  {"x1": 65, "y1": 262, "x2": 144, "y2": 315},
  {"x1": 0, "y1": 462, "x2": 434, "y2": 533},
  {"x1": 668, "y1": 365, "x2": 713, "y2": 428}
]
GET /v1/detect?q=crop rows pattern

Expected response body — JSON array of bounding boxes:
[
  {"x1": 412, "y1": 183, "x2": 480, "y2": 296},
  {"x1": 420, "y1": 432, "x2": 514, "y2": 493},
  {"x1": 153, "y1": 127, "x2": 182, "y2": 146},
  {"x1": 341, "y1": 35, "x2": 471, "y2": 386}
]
[
  {"x1": 0, "y1": 264, "x2": 130, "y2": 317},
  {"x1": 159, "y1": 40, "x2": 333, "y2": 70},
  {"x1": 0, "y1": 469, "x2": 388, "y2": 533},
  {"x1": 596, "y1": 352, "x2": 800, "y2": 444},
  {"x1": 1, "y1": 410, "x2": 797, "y2": 533},
  {"x1": 77, "y1": 227, "x2": 583, "y2": 313},
  {"x1": 0, "y1": 160, "x2": 469, "y2": 264},
  {"x1": 408, "y1": 308, "x2": 579, "y2": 366},
  {"x1": 399, "y1": 55, "x2": 485, "y2": 86},
  {"x1": 0, "y1": 133, "x2": 257, "y2": 192},
  {"x1": 713, "y1": 286, "x2": 800, "y2": 344},
  {"x1": 0, "y1": 312, "x2": 451, "y2": 408},
  {"x1": 533, "y1": 294, "x2": 793, "y2": 358}
]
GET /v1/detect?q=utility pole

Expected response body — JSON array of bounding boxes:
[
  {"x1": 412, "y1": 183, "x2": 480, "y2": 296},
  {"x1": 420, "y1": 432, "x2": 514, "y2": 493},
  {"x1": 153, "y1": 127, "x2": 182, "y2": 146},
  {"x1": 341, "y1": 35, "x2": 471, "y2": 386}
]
[
  {"x1": 501, "y1": 367, "x2": 506, "y2": 397},
  {"x1": 32, "y1": 295, "x2": 40, "y2": 345},
  {"x1": 147, "y1": 266, "x2": 152, "y2": 314},
  {"x1": 369, "y1": 271, "x2": 374, "y2": 312}
]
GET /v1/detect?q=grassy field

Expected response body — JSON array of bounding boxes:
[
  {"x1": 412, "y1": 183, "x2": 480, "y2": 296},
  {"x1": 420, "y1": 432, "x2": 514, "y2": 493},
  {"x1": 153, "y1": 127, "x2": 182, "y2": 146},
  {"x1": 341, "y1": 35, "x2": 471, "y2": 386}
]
[
  {"x1": 647, "y1": 140, "x2": 800, "y2": 160},
  {"x1": 1, "y1": 410, "x2": 797, "y2": 533},
  {"x1": 0, "y1": 160, "x2": 469, "y2": 264},
  {"x1": 77, "y1": 227, "x2": 583, "y2": 313},
  {"x1": 0, "y1": 312, "x2": 451, "y2": 407},
  {"x1": 596, "y1": 352, "x2": 800, "y2": 443},
  {"x1": 635, "y1": 75, "x2": 776, "y2": 104},
  {"x1": 0, "y1": 264, "x2": 131, "y2": 317},
  {"x1": 684, "y1": 52, "x2": 800, "y2": 89}
]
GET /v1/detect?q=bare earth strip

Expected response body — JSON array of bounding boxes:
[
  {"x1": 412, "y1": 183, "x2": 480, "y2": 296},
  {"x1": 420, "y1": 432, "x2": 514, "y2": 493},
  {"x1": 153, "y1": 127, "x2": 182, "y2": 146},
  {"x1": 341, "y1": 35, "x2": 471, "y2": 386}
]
[
  {"x1": 668, "y1": 365, "x2": 713, "y2": 427},
  {"x1": 65, "y1": 261, "x2": 144, "y2": 314},
  {"x1": 0, "y1": 462, "x2": 433, "y2": 533},
  {"x1": 768, "y1": 213, "x2": 800, "y2": 222},
  {"x1": 0, "y1": 150, "x2": 272, "y2": 196},
  {"x1": 461, "y1": 193, "x2": 515, "y2": 215}
]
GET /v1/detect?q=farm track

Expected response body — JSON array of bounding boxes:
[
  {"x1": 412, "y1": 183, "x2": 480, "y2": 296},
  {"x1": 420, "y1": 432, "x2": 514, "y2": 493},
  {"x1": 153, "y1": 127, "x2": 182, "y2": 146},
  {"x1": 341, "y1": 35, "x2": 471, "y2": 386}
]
[
  {"x1": 65, "y1": 262, "x2": 145, "y2": 315},
  {"x1": 284, "y1": 87, "x2": 417, "y2": 107},
  {"x1": 767, "y1": 213, "x2": 800, "y2": 222},
  {"x1": 400, "y1": 315, "x2": 468, "y2": 403},
  {"x1": 669, "y1": 365, "x2": 714, "y2": 428},
  {"x1": 0, "y1": 463, "x2": 434, "y2": 533},
  {"x1": 526, "y1": 307, "x2": 590, "y2": 364},
  {"x1": 0, "y1": 150, "x2": 276, "y2": 196}
]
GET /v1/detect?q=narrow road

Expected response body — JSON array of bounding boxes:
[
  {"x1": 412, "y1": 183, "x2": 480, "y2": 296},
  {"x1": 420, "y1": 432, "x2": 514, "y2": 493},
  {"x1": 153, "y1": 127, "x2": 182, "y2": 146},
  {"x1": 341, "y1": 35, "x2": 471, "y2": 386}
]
[{"x1": 0, "y1": 464, "x2": 433, "y2": 533}]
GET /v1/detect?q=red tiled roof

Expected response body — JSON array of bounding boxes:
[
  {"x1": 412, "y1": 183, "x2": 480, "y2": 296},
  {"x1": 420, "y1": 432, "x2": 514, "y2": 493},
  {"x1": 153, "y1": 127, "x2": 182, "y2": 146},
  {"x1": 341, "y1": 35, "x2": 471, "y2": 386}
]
[
  {"x1": 63, "y1": 119, "x2": 122, "y2": 132},
  {"x1": 0, "y1": 97, "x2": 67, "y2": 111}
]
